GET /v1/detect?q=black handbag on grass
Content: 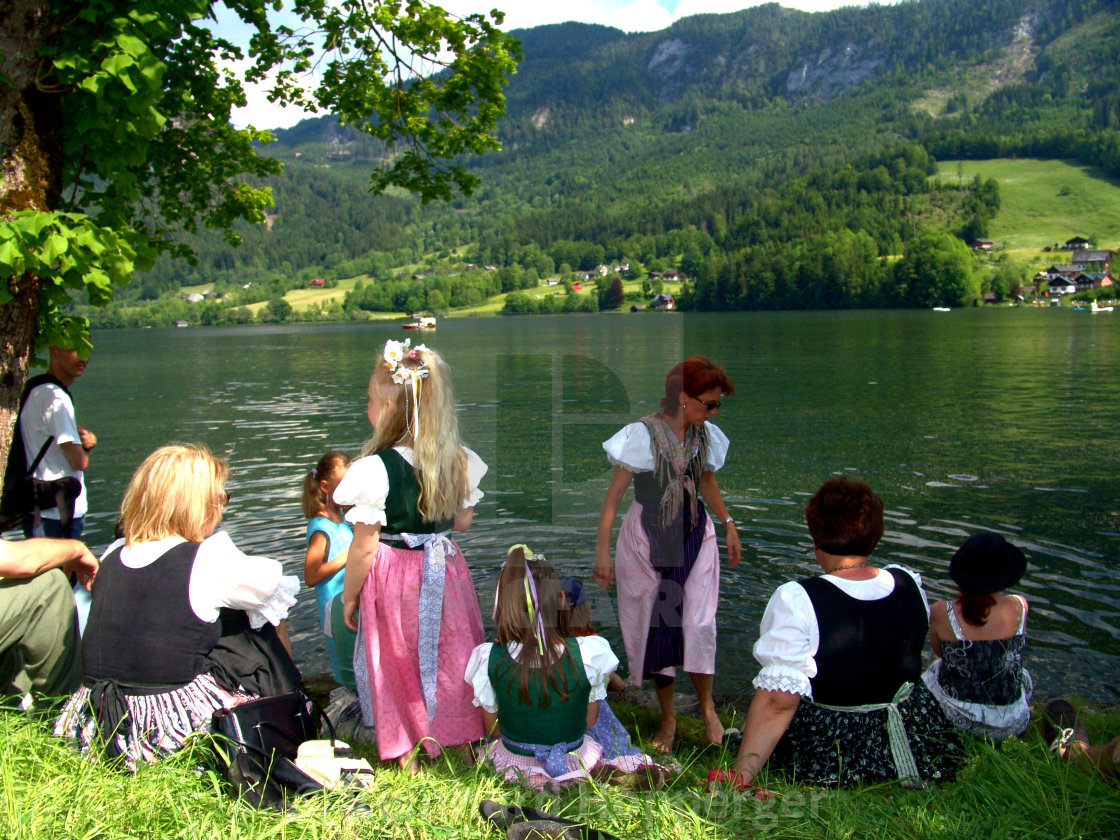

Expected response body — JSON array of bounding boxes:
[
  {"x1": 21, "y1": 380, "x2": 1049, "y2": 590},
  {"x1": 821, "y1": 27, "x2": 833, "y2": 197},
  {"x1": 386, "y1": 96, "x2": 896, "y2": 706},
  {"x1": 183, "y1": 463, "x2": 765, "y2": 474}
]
[
  {"x1": 211, "y1": 691, "x2": 323, "y2": 810},
  {"x1": 212, "y1": 690, "x2": 316, "y2": 760}
]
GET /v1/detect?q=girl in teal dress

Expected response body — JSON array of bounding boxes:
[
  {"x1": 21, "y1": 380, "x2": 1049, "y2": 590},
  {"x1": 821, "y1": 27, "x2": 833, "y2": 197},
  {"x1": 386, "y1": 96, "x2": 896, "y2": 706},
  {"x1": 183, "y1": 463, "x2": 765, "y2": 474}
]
[{"x1": 301, "y1": 450, "x2": 355, "y2": 688}]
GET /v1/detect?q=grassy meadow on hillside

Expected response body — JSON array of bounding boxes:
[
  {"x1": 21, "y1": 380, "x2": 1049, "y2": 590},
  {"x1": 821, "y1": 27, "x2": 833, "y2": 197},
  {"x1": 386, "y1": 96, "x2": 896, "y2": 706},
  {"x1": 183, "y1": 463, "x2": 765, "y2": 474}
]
[{"x1": 934, "y1": 159, "x2": 1120, "y2": 254}]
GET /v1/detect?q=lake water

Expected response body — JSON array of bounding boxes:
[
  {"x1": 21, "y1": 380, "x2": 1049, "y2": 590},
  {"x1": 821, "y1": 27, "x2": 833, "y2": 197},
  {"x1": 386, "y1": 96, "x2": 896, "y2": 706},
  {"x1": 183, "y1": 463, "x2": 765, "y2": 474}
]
[{"x1": 27, "y1": 309, "x2": 1120, "y2": 702}]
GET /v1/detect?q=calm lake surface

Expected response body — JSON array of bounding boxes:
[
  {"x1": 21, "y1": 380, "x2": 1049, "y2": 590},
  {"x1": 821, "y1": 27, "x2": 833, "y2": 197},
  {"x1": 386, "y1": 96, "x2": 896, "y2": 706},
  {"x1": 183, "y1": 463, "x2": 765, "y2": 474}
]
[{"x1": 37, "y1": 309, "x2": 1120, "y2": 701}]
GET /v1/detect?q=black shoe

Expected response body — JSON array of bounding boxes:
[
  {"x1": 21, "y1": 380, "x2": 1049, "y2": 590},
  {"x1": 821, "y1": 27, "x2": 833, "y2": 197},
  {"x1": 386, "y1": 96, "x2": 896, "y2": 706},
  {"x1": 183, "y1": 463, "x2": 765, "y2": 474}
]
[
  {"x1": 479, "y1": 801, "x2": 619, "y2": 840},
  {"x1": 507, "y1": 820, "x2": 620, "y2": 840}
]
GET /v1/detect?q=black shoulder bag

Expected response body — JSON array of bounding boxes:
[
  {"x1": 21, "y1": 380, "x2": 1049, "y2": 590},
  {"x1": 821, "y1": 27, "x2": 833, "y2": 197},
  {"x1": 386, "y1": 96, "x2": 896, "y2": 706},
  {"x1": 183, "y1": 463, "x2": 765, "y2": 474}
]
[{"x1": 211, "y1": 691, "x2": 323, "y2": 810}]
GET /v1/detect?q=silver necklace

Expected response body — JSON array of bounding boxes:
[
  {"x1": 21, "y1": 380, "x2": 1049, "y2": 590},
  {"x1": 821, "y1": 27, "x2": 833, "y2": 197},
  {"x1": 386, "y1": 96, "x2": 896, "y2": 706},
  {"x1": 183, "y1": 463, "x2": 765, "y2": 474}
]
[{"x1": 829, "y1": 562, "x2": 870, "y2": 573}]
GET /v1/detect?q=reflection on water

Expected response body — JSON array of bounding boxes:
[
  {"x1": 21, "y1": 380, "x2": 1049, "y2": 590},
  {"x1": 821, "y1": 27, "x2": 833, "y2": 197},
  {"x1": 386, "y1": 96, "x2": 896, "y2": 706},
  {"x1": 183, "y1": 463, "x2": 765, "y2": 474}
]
[{"x1": 31, "y1": 310, "x2": 1120, "y2": 702}]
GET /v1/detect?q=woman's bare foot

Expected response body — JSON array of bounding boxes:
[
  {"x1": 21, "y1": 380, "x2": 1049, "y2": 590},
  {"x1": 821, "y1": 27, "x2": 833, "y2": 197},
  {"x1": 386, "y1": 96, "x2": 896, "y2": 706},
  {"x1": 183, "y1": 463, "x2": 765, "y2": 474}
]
[
  {"x1": 397, "y1": 752, "x2": 420, "y2": 774},
  {"x1": 650, "y1": 717, "x2": 676, "y2": 753},
  {"x1": 701, "y1": 706, "x2": 725, "y2": 745}
]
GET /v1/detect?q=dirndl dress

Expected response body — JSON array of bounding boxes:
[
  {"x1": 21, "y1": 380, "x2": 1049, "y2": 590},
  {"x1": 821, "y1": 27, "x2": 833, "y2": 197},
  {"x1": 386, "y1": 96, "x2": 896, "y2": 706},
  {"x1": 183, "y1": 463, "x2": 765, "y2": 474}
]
[
  {"x1": 52, "y1": 534, "x2": 300, "y2": 771},
  {"x1": 921, "y1": 595, "x2": 1032, "y2": 740},
  {"x1": 603, "y1": 419, "x2": 729, "y2": 684},
  {"x1": 335, "y1": 445, "x2": 487, "y2": 761},
  {"x1": 465, "y1": 637, "x2": 660, "y2": 790}
]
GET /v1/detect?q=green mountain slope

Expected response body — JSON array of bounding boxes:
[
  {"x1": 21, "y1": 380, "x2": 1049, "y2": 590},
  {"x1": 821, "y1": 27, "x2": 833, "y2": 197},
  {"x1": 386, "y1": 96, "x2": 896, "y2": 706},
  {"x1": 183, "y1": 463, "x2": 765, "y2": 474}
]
[{"x1": 116, "y1": 0, "x2": 1119, "y2": 318}]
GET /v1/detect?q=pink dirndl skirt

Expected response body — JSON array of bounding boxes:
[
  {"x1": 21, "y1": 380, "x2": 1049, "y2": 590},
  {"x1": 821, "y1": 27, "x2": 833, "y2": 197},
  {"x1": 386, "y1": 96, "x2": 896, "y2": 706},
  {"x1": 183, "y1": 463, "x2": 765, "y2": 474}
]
[
  {"x1": 615, "y1": 501, "x2": 720, "y2": 685},
  {"x1": 356, "y1": 539, "x2": 484, "y2": 760}
]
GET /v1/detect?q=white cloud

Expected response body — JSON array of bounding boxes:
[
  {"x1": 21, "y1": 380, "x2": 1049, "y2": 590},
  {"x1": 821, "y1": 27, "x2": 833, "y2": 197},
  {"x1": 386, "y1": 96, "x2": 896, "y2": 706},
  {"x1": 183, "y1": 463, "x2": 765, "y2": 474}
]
[{"x1": 221, "y1": 0, "x2": 904, "y2": 129}]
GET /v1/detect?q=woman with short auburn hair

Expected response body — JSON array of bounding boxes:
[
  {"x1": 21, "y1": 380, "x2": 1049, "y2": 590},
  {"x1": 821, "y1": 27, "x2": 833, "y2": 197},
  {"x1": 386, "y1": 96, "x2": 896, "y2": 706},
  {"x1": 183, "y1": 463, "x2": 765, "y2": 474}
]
[{"x1": 709, "y1": 476, "x2": 961, "y2": 793}]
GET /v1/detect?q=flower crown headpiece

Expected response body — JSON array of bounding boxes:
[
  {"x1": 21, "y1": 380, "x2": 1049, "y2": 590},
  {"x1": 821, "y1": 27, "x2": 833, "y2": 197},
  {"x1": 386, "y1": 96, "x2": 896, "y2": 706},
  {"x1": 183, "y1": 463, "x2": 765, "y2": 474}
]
[
  {"x1": 383, "y1": 339, "x2": 430, "y2": 385},
  {"x1": 383, "y1": 339, "x2": 430, "y2": 441}
]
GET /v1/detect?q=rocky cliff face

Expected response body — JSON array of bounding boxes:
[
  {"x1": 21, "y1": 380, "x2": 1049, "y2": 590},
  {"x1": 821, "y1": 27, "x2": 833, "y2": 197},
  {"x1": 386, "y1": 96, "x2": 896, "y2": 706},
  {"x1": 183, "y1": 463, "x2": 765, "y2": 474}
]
[{"x1": 784, "y1": 41, "x2": 885, "y2": 100}]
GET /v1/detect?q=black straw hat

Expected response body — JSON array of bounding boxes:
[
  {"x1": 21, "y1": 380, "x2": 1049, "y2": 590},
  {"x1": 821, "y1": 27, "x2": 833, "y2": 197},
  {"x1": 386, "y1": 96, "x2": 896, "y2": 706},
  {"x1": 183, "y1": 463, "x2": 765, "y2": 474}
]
[{"x1": 950, "y1": 532, "x2": 1027, "y2": 595}]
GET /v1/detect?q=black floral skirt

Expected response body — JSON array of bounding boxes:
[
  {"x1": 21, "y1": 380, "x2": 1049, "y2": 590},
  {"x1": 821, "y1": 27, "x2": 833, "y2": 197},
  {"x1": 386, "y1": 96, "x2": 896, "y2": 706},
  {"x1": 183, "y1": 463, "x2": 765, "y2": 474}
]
[{"x1": 768, "y1": 681, "x2": 963, "y2": 787}]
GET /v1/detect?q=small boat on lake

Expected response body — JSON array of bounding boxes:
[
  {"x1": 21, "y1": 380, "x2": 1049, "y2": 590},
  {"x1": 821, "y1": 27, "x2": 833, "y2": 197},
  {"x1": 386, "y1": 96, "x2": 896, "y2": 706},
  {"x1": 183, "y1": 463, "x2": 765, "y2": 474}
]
[
  {"x1": 1091, "y1": 300, "x2": 1114, "y2": 313},
  {"x1": 932, "y1": 306, "x2": 951, "y2": 312},
  {"x1": 402, "y1": 315, "x2": 436, "y2": 330}
]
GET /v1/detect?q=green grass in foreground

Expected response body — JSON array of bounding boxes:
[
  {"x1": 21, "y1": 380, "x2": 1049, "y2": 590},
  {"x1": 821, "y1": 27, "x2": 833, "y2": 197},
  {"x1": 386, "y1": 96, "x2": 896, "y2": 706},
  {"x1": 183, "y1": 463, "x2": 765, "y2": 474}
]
[
  {"x1": 3, "y1": 701, "x2": 1119, "y2": 839},
  {"x1": 934, "y1": 159, "x2": 1120, "y2": 254}
]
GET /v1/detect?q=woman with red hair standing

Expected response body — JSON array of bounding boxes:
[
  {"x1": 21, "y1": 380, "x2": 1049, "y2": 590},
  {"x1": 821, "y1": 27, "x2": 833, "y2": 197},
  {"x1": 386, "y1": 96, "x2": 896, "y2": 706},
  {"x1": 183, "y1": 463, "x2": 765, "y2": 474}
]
[{"x1": 594, "y1": 356, "x2": 740, "y2": 751}]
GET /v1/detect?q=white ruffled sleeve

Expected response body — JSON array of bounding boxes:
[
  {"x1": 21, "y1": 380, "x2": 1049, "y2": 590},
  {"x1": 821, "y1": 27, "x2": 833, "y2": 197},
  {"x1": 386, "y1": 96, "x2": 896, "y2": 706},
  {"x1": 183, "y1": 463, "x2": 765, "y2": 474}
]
[
  {"x1": 335, "y1": 454, "x2": 390, "y2": 528},
  {"x1": 602, "y1": 423, "x2": 654, "y2": 473},
  {"x1": 464, "y1": 642, "x2": 498, "y2": 713},
  {"x1": 751, "y1": 581, "x2": 817, "y2": 698},
  {"x1": 463, "y1": 446, "x2": 488, "y2": 508},
  {"x1": 703, "y1": 422, "x2": 730, "y2": 472},
  {"x1": 189, "y1": 531, "x2": 300, "y2": 630},
  {"x1": 576, "y1": 635, "x2": 619, "y2": 703}
]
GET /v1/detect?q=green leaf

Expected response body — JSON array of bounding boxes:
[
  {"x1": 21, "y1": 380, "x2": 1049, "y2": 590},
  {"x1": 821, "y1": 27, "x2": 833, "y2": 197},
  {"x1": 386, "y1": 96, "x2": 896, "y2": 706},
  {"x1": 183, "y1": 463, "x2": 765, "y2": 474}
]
[
  {"x1": 41, "y1": 233, "x2": 69, "y2": 263},
  {"x1": 0, "y1": 239, "x2": 25, "y2": 275}
]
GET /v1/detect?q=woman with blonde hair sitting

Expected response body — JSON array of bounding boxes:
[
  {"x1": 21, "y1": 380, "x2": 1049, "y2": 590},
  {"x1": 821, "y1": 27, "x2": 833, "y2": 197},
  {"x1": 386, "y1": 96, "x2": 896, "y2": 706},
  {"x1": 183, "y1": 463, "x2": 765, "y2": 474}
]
[{"x1": 54, "y1": 444, "x2": 300, "y2": 769}]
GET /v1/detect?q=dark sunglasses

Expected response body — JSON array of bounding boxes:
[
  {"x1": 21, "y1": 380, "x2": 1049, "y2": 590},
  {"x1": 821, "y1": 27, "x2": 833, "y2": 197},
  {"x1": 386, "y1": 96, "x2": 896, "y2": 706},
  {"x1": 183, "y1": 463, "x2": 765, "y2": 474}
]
[
  {"x1": 221, "y1": 491, "x2": 231, "y2": 506},
  {"x1": 693, "y1": 396, "x2": 722, "y2": 410}
]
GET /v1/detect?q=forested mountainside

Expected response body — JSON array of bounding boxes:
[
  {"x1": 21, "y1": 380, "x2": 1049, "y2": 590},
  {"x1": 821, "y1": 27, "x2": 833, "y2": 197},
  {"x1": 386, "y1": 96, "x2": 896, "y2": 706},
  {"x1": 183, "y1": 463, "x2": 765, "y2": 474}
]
[{"x1": 115, "y1": 0, "x2": 1119, "y2": 318}]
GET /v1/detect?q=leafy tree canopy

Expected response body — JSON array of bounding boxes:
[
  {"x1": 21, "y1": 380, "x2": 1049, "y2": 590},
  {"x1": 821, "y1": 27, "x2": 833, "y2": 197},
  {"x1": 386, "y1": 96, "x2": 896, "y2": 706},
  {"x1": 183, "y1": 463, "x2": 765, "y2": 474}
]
[{"x1": 0, "y1": 0, "x2": 520, "y2": 357}]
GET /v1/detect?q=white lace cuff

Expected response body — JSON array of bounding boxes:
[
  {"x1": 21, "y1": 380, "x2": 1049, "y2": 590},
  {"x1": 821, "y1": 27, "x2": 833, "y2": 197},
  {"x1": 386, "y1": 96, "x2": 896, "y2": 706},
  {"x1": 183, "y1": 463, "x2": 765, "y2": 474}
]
[
  {"x1": 344, "y1": 505, "x2": 388, "y2": 528},
  {"x1": 753, "y1": 665, "x2": 812, "y2": 697},
  {"x1": 246, "y1": 574, "x2": 300, "y2": 630}
]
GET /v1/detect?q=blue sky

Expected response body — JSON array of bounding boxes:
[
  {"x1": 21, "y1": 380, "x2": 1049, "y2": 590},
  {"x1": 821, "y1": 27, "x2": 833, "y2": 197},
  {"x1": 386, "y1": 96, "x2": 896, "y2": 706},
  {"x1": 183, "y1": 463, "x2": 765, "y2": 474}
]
[{"x1": 215, "y1": 0, "x2": 904, "y2": 129}]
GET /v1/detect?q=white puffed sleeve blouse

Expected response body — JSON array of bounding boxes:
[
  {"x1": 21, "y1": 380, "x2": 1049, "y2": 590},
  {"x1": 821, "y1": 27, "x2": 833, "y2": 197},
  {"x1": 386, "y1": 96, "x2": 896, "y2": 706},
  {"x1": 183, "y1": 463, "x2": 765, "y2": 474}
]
[
  {"x1": 751, "y1": 565, "x2": 928, "y2": 699},
  {"x1": 334, "y1": 445, "x2": 488, "y2": 528},
  {"x1": 602, "y1": 421, "x2": 730, "y2": 473},
  {"x1": 111, "y1": 531, "x2": 300, "y2": 631},
  {"x1": 464, "y1": 635, "x2": 619, "y2": 714}
]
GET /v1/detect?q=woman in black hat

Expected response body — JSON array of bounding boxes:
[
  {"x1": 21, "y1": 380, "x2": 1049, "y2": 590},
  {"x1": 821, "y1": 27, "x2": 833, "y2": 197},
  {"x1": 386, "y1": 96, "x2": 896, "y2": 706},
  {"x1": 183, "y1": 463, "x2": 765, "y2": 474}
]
[{"x1": 922, "y1": 532, "x2": 1032, "y2": 740}]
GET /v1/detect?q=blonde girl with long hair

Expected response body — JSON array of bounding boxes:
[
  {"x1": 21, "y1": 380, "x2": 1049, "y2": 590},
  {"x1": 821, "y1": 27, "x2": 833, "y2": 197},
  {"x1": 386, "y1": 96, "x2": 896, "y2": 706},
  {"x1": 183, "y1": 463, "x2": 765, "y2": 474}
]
[
  {"x1": 337, "y1": 340, "x2": 487, "y2": 770},
  {"x1": 464, "y1": 546, "x2": 665, "y2": 790},
  {"x1": 54, "y1": 444, "x2": 301, "y2": 769}
]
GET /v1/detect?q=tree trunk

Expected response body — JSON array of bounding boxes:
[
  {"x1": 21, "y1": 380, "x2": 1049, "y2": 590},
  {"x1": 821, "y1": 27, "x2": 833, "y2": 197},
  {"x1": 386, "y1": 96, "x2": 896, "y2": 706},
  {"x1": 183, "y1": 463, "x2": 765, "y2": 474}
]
[{"x1": 1, "y1": 0, "x2": 60, "y2": 468}]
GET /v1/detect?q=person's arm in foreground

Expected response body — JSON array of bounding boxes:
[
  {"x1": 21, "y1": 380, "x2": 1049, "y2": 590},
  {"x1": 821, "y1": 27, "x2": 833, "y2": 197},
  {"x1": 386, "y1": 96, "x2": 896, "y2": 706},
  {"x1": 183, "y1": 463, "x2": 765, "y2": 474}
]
[{"x1": 0, "y1": 538, "x2": 98, "y2": 589}]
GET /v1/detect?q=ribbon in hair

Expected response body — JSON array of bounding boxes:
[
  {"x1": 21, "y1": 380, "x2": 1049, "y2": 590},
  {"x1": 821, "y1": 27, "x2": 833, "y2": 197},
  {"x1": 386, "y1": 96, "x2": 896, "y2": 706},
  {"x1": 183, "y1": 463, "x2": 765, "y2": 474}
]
[
  {"x1": 522, "y1": 561, "x2": 547, "y2": 657},
  {"x1": 383, "y1": 339, "x2": 429, "y2": 441}
]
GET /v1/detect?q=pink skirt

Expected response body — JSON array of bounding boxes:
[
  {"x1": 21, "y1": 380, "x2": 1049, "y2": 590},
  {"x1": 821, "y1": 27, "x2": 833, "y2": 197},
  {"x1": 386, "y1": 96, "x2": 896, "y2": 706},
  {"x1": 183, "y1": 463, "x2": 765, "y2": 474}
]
[
  {"x1": 615, "y1": 502, "x2": 720, "y2": 685},
  {"x1": 357, "y1": 539, "x2": 484, "y2": 760}
]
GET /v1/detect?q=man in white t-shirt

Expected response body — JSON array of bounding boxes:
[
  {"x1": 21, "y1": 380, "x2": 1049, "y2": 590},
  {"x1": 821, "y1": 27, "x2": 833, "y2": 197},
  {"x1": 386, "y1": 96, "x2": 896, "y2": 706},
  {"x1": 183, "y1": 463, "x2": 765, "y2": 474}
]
[{"x1": 19, "y1": 345, "x2": 98, "y2": 539}]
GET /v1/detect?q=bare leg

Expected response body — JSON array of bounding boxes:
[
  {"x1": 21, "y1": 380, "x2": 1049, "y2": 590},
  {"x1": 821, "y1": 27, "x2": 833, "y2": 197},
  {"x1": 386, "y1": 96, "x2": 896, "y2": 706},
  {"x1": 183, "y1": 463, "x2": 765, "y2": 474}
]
[
  {"x1": 397, "y1": 748, "x2": 420, "y2": 774},
  {"x1": 652, "y1": 680, "x2": 676, "y2": 752},
  {"x1": 1068, "y1": 735, "x2": 1120, "y2": 779},
  {"x1": 689, "y1": 671, "x2": 724, "y2": 744}
]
